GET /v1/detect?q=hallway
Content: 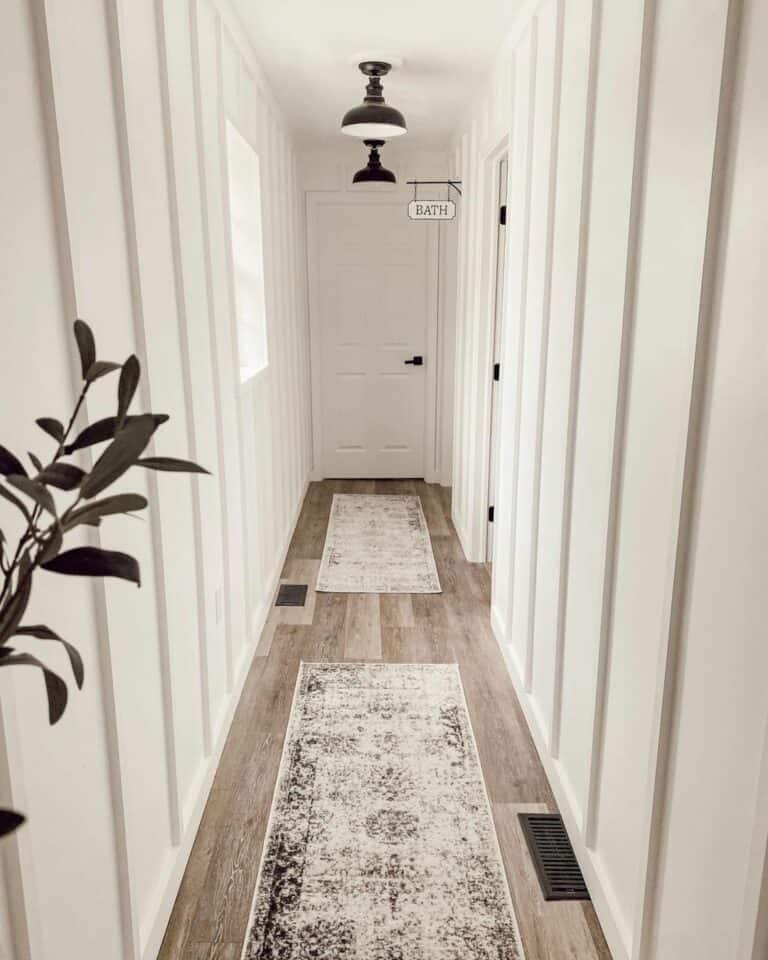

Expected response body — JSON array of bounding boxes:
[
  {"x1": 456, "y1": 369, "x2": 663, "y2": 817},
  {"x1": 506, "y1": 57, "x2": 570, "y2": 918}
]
[
  {"x1": 159, "y1": 480, "x2": 610, "y2": 959},
  {"x1": 2, "y1": 0, "x2": 767, "y2": 956}
]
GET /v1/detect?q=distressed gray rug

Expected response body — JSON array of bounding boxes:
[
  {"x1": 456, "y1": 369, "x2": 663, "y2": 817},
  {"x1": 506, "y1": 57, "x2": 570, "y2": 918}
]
[
  {"x1": 241, "y1": 662, "x2": 524, "y2": 960},
  {"x1": 316, "y1": 494, "x2": 441, "y2": 594}
]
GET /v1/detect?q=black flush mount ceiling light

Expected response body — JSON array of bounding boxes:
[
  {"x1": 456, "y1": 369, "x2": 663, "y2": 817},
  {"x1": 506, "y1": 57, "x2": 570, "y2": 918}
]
[
  {"x1": 341, "y1": 61, "x2": 407, "y2": 139},
  {"x1": 352, "y1": 140, "x2": 397, "y2": 184}
]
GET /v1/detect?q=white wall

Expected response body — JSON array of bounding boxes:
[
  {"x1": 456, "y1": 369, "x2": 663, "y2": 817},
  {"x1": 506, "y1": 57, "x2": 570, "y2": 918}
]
[
  {"x1": 0, "y1": 1, "x2": 311, "y2": 958},
  {"x1": 300, "y1": 144, "x2": 457, "y2": 486},
  {"x1": 452, "y1": 0, "x2": 767, "y2": 958}
]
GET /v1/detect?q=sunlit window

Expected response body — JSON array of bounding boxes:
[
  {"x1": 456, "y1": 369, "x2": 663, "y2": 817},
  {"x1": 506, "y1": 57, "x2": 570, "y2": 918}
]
[{"x1": 225, "y1": 119, "x2": 268, "y2": 382}]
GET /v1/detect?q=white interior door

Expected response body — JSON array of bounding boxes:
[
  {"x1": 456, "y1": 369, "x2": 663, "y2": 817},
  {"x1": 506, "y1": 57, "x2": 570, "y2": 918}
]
[
  {"x1": 312, "y1": 199, "x2": 436, "y2": 478},
  {"x1": 487, "y1": 154, "x2": 509, "y2": 560}
]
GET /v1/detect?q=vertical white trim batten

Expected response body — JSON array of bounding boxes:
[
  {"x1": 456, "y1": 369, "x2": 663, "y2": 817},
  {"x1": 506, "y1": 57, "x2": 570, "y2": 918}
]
[
  {"x1": 216, "y1": 23, "x2": 251, "y2": 654},
  {"x1": 583, "y1": 0, "x2": 657, "y2": 848},
  {"x1": 104, "y1": 0, "x2": 184, "y2": 849},
  {"x1": 550, "y1": 0, "x2": 603, "y2": 760},
  {"x1": 189, "y1": 0, "x2": 235, "y2": 694},
  {"x1": 628, "y1": 1, "x2": 743, "y2": 954},
  {"x1": 505, "y1": 19, "x2": 538, "y2": 642},
  {"x1": 34, "y1": 0, "x2": 145, "y2": 953},
  {"x1": 155, "y1": 0, "x2": 213, "y2": 757},
  {"x1": 524, "y1": 0, "x2": 564, "y2": 695},
  {"x1": 212, "y1": 11, "x2": 237, "y2": 688}
]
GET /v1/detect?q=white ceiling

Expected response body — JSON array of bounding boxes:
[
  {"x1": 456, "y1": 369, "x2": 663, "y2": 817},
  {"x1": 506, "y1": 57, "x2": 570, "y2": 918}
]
[{"x1": 231, "y1": 0, "x2": 523, "y2": 148}]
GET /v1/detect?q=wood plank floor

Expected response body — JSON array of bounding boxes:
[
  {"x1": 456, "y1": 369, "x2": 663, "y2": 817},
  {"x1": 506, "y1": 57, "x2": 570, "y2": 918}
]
[{"x1": 158, "y1": 480, "x2": 611, "y2": 960}]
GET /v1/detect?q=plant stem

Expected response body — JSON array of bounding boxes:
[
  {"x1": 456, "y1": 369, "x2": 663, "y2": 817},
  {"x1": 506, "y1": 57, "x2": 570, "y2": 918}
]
[
  {"x1": 0, "y1": 380, "x2": 90, "y2": 612},
  {"x1": 54, "y1": 383, "x2": 90, "y2": 461}
]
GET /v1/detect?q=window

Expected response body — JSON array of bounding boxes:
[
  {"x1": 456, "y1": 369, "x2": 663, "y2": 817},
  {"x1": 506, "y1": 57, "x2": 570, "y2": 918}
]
[{"x1": 225, "y1": 119, "x2": 268, "y2": 382}]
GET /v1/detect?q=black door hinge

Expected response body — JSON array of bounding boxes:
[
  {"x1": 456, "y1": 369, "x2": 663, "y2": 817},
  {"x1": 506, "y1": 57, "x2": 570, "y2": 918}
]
[
  {"x1": 493, "y1": 362, "x2": 500, "y2": 381},
  {"x1": 499, "y1": 204, "x2": 507, "y2": 226},
  {"x1": 488, "y1": 506, "x2": 495, "y2": 523}
]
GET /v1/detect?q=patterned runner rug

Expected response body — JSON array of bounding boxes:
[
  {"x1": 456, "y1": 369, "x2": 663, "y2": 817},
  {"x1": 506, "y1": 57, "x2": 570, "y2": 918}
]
[
  {"x1": 241, "y1": 662, "x2": 524, "y2": 960},
  {"x1": 316, "y1": 494, "x2": 441, "y2": 593}
]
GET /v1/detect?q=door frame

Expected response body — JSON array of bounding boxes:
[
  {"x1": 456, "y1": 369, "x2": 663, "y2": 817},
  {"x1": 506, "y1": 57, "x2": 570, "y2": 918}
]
[
  {"x1": 486, "y1": 151, "x2": 510, "y2": 561},
  {"x1": 470, "y1": 133, "x2": 511, "y2": 561},
  {"x1": 305, "y1": 190, "x2": 441, "y2": 481}
]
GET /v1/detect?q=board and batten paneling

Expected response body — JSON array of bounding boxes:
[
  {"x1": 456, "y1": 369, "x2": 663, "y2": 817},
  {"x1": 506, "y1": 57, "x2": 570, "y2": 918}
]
[
  {"x1": 638, "y1": 2, "x2": 768, "y2": 957},
  {"x1": 452, "y1": 0, "x2": 767, "y2": 958},
  {"x1": 0, "y1": 1, "x2": 311, "y2": 958}
]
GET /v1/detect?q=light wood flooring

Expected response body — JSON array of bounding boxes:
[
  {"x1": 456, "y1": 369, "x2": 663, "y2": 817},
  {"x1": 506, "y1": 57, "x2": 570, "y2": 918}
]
[{"x1": 158, "y1": 479, "x2": 611, "y2": 960}]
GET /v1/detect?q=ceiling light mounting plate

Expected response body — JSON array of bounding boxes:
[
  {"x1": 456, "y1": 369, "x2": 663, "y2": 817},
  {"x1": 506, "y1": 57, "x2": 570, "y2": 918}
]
[
  {"x1": 358, "y1": 60, "x2": 392, "y2": 77},
  {"x1": 346, "y1": 53, "x2": 404, "y2": 69}
]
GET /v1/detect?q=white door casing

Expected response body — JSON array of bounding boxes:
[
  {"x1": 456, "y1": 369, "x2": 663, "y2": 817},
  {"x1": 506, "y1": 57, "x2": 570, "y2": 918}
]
[
  {"x1": 307, "y1": 194, "x2": 439, "y2": 479},
  {"x1": 487, "y1": 153, "x2": 509, "y2": 560}
]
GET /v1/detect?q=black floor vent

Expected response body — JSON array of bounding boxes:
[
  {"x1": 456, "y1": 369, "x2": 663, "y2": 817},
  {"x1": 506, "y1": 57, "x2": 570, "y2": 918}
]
[
  {"x1": 275, "y1": 584, "x2": 308, "y2": 607},
  {"x1": 518, "y1": 813, "x2": 590, "y2": 901}
]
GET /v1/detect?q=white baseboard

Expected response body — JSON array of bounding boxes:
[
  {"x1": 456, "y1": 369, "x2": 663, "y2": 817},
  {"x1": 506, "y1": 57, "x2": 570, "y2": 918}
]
[
  {"x1": 490, "y1": 604, "x2": 631, "y2": 960},
  {"x1": 307, "y1": 470, "x2": 451, "y2": 488},
  {"x1": 452, "y1": 513, "x2": 475, "y2": 563},
  {"x1": 250, "y1": 477, "x2": 310, "y2": 641},
  {"x1": 140, "y1": 474, "x2": 311, "y2": 960}
]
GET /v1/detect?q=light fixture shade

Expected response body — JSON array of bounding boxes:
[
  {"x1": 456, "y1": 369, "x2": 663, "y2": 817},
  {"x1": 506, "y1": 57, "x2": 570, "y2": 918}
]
[
  {"x1": 341, "y1": 105, "x2": 407, "y2": 140},
  {"x1": 341, "y1": 61, "x2": 407, "y2": 139},
  {"x1": 352, "y1": 140, "x2": 397, "y2": 184}
]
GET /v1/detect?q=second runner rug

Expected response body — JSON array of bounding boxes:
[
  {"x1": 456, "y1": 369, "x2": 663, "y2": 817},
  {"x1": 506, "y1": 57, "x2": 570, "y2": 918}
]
[{"x1": 316, "y1": 494, "x2": 441, "y2": 594}]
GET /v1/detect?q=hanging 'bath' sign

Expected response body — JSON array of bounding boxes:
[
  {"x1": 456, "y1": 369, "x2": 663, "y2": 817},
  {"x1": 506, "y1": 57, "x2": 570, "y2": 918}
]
[{"x1": 408, "y1": 199, "x2": 456, "y2": 221}]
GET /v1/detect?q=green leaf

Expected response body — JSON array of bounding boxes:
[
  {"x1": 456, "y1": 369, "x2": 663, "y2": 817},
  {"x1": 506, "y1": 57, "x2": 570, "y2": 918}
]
[
  {"x1": 0, "y1": 652, "x2": 68, "y2": 724},
  {"x1": 36, "y1": 418, "x2": 65, "y2": 443},
  {"x1": 0, "y1": 484, "x2": 31, "y2": 521},
  {"x1": 85, "y1": 360, "x2": 121, "y2": 383},
  {"x1": 0, "y1": 554, "x2": 32, "y2": 645},
  {"x1": 15, "y1": 625, "x2": 84, "y2": 688},
  {"x1": 80, "y1": 415, "x2": 156, "y2": 500},
  {"x1": 136, "y1": 457, "x2": 210, "y2": 475},
  {"x1": 41, "y1": 546, "x2": 140, "y2": 586},
  {"x1": 63, "y1": 493, "x2": 147, "y2": 531},
  {"x1": 0, "y1": 445, "x2": 27, "y2": 478},
  {"x1": 73, "y1": 319, "x2": 95, "y2": 380},
  {"x1": 0, "y1": 809, "x2": 25, "y2": 837},
  {"x1": 64, "y1": 413, "x2": 168, "y2": 455},
  {"x1": 36, "y1": 463, "x2": 85, "y2": 491},
  {"x1": 6, "y1": 475, "x2": 56, "y2": 516},
  {"x1": 28, "y1": 452, "x2": 43, "y2": 472},
  {"x1": 117, "y1": 355, "x2": 140, "y2": 428},
  {"x1": 63, "y1": 417, "x2": 117, "y2": 455}
]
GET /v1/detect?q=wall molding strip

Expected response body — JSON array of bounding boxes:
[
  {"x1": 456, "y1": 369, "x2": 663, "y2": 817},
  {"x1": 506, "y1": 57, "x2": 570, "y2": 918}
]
[
  {"x1": 39, "y1": 0, "x2": 149, "y2": 953},
  {"x1": 583, "y1": 0, "x2": 658, "y2": 848},
  {"x1": 216, "y1": 20, "x2": 252, "y2": 657},
  {"x1": 549, "y1": 0, "x2": 602, "y2": 759},
  {"x1": 155, "y1": 0, "x2": 214, "y2": 758},
  {"x1": 628, "y1": 0, "x2": 744, "y2": 954},
  {"x1": 105, "y1": 0, "x2": 186, "y2": 849},
  {"x1": 505, "y1": 18, "x2": 538, "y2": 641},
  {"x1": 525, "y1": 0, "x2": 564, "y2": 693}
]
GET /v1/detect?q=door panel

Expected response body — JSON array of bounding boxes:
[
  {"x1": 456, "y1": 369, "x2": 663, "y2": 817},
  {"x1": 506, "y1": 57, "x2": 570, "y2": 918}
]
[
  {"x1": 315, "y1": 201, "x2": 434, "y2": 477},
  {"x1": 488, "y1": 154, "x2": 509, "y2": 559}
]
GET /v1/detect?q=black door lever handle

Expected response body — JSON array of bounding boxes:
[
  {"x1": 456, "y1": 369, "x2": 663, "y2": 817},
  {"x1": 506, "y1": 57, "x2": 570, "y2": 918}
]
[{"x1": 404, "y1": 356, "x2": 424, "y2": 366}]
